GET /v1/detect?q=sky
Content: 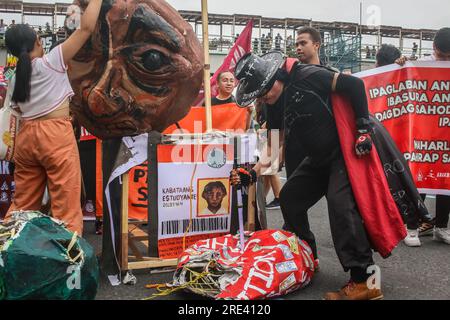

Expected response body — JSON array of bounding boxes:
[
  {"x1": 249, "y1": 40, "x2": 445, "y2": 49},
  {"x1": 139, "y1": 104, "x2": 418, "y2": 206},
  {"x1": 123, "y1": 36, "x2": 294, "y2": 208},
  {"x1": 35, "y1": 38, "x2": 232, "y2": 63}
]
[
  {"x1": 2, "y1": 0, "x2": 445, "y2": 50},
  {"x1": 14, "y1": 0, "x2": 449, "y2": 30}
]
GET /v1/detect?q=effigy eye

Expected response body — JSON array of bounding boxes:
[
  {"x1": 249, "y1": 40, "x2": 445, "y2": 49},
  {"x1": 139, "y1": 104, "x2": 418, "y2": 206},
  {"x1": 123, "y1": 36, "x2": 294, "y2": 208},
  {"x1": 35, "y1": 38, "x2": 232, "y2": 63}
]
[{"x1": 141, "y1": 50, "x2": 167, "y2": 71}]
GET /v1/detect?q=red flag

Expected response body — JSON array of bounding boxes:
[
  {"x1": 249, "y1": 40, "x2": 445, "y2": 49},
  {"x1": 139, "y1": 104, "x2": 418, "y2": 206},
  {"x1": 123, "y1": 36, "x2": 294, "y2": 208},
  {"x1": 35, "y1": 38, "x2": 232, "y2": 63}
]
[{"x1": 194, "y1": 20, "x2": 253, "y2": 105}]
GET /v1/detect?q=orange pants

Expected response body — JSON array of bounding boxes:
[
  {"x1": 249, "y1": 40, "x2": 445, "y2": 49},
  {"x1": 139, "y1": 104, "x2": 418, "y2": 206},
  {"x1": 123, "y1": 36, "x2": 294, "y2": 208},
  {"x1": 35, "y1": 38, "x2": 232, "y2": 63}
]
[{"x1": 7, "y1": 118, "x2": 83, "y2": 235}]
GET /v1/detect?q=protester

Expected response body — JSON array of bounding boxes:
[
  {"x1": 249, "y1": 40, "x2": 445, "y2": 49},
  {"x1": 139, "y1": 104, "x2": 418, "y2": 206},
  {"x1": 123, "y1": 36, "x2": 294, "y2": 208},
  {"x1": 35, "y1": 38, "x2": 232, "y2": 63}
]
[
  {"x1": 8, "y1": 20, "x2": 15, "y2": 30},
  {"x1": 45, "y1": 22, "x2": 51, "y2": 34},
  {"x1": 396, "y1": 27, "x2": 450, "y2": 246},
  {"x1": 253, "y1": 37, "x2": 259, "y2": 53},
  {"x1": 56, "y1": 27, "x2": 66, "y2": 41},
  {"x1": 211, "y1": 71, "x2": 236, "y2": 105},
  {"x1": 267, "y1": 32, "x2": 273, "y2": 51},
  {"x1": 424, "y1": 195, "x2": 450, "y2": 245},
  {"x1": 264, "y1": 173, "x2": 282, "y2": 209},
  {"x1": 254, "y1": 100, "x2": 282, "y2": 210},
  {"x1": 295, "y1": 27, "x2": 322, "y2": 65},
  {"x1": 273, "y1": 26, "x2": 332, "y2": 176},
  {"x1": 231, "y1": 50, "x2": 406, "y2": 300},
  {"x1": 244, "y1": 27, "x2": 325, "y2": 227},
  {"x1": 375, "y1": 44, "x2": 402, "y2": 67},
  {"x1": 255, "y1": 26, "x2": 336, "y2": 234},
  {"x1": 371, "y1": 43, "x2": 432, "y2": 246},
  {"x1": 275, "y1": 33, "x2": 283, "y2": 51},
  {"x1": 397, "y1": 27, "x2": 450, "y2": 63},
  {"x1": 0, "y1": 19, "x2": 6, "y2": 35},
  {"x1": 261, "y1": 34, "x2": 267, "y2": 53},
  {"x1": 365, "y1": 45, "x2": 371, "y2": 59},
  {"x1": 412, "y1": 42, "x2": 419, "y2": 59},
  {"x1": 4, "y1": 0, "x2": 104, "y2": 236},
  {"x1": 371, "y1": 45, "x2": 377, "y2": 59}
]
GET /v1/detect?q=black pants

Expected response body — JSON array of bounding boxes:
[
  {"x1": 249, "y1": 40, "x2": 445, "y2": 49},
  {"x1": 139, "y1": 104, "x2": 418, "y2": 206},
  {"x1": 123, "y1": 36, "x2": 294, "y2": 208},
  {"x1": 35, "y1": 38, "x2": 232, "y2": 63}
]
[
  {"x1": 420, "y1": 194, "x2": 450, "y2": 228},
  {"x1": 279, "y1": 151, "x2": 374, "y2": 281},
  {"x1": 282, "y1": 142, "x2": 306, "y2": 231},
  {"x1": 285, "y1": 142, "x2": 306, "y2": 178}
]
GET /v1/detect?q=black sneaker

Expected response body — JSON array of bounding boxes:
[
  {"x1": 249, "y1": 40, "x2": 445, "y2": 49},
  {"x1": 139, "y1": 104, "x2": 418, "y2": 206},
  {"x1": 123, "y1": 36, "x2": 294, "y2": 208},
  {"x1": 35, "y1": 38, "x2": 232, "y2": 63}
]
[
  {"x1": 418, "y1": 221, "x2": 434, "y2": 236},
  {"x1": 266, "y1": 198, "x2": 281, "y2": 210}
]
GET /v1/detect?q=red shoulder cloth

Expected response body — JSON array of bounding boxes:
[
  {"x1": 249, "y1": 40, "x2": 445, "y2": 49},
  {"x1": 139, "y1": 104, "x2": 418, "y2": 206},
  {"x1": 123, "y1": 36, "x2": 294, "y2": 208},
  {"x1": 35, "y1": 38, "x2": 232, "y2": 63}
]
[
  {"x1": 284, "y1": 58, "x2": 299, "y2": 73},
  {"x1": 331, "y1": 94, "x2": 406, "y2": 258}
]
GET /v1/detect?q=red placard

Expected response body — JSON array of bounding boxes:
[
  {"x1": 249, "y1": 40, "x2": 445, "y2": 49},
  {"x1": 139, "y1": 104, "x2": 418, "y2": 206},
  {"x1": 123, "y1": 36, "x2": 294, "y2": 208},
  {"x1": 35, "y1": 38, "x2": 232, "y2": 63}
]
[{"x1": 356, "y1": 62, "x2": 450, "y2": 195}]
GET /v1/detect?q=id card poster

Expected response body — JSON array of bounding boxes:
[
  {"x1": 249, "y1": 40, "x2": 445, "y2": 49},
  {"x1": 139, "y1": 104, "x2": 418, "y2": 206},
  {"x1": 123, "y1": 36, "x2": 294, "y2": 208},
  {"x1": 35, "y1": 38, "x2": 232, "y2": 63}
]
[{"x1": 157, "y1": 143, "x2": 234, "y2": 258}]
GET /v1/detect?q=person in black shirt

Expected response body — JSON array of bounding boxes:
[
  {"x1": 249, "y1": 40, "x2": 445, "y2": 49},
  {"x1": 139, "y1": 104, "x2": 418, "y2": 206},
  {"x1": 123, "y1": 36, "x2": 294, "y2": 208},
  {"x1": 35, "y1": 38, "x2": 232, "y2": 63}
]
[
  {"x1": 272, "y1": 27, "x2": 334, "y2": 235},
  {"x1": 211, "y1": 71, "x2": 236, "y2": 106},
  {"x1": 231, "y1": 51, "x2": 383, "y2": 300}
]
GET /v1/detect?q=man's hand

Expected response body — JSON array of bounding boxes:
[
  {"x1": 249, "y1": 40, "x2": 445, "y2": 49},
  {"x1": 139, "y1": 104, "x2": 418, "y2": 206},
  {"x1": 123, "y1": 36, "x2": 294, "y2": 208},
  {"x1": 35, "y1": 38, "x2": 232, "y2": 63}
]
[
  {"x1": 355, "y1": 133, "x2": 373, "y2": 156},
  {"x1": 395, "y1": 56, "x2": 408, "y2": 66},
  {"x1": 230, "y1": 168, "x2": 256, "y2": 186},
  {"x1": 230, "y1": 169, "x2": 241, "y2": 186}
]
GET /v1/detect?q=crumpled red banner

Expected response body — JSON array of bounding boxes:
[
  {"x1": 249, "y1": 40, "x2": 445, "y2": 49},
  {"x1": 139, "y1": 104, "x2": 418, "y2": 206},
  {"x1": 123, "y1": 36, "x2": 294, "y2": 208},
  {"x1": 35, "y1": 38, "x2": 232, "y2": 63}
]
[{"x1": 176, "y1": 229, "x2": 315, "y2": 300}]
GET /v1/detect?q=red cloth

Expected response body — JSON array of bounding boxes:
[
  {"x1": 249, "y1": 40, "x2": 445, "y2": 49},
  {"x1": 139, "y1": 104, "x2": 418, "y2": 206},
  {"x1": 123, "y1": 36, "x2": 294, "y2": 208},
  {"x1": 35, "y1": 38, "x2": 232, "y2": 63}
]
[
  {"x1": 332, "y1": 95, "x2": 407, "y2": 258},
  {"x1": 284, "y1": 58, "x2": 299, "y2": 72}
]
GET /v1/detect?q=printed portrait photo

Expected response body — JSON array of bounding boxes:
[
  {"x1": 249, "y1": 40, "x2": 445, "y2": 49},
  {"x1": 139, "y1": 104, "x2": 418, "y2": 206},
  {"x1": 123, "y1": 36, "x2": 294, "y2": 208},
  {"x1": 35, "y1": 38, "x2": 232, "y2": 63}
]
[{"x1": 197, "y1": 178, "x2": 230, "y2": 217}]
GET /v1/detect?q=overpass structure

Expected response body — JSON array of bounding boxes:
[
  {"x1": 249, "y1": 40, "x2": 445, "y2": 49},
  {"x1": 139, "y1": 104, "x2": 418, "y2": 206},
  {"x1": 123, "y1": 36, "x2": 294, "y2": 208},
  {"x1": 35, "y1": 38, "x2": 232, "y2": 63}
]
[{"x1": 0, "y1": 0, "x2": 438, "y2": 72}]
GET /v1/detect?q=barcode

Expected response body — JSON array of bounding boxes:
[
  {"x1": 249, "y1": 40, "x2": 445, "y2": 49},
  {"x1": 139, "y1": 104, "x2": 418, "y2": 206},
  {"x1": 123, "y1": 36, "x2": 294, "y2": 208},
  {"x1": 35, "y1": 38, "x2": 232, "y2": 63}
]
[{"x1": 161, "y1": 217, "x2": 229, "y2": 236}]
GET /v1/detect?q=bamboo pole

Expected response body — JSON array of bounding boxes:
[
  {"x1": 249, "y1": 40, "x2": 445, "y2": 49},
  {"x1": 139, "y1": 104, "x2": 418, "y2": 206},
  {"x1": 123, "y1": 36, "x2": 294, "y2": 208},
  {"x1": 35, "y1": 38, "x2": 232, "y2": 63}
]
[
  {"x1": 247, "y1": 184, "x2": 256, "y2": 231},
  {"x1": 120, "y1": 172, "x2": 130, "y2": 271},
  {"x1": 201, "y1": 0, "x2": 213, "y2": 132}
]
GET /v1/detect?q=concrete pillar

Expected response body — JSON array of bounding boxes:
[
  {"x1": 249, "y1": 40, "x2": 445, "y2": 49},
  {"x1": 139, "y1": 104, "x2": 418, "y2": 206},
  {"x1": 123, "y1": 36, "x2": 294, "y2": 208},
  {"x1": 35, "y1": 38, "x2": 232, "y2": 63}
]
[
  {"x1": 21, "y1": 3, "x2": 25, "y2": 24},
  {"x1": 219, "y1": 23, "x2": 223, "y2": 52},
  {"x1": 53, "y1": 3, "x2": 57, "y2": 32},
  {"x1": 284, "y1": 19, "x2": 288, "y2": 54},
  {"x1": 377, "y1": 26, "x2": 382, "y2": 48},
  {"x1": 232, "y1": 15, "x2": 236, "y2": 39},
  {"x1": 259, "y1": 18, "x2": 262, "y2": 54},
  {"x1": 419, "y1": 31, "x2": 423, "y2": 58}
]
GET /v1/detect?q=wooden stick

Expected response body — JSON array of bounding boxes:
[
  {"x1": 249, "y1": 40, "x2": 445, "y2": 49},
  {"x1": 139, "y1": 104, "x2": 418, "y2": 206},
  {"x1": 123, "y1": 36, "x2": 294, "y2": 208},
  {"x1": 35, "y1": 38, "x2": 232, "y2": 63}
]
[
  {"x1": 128, "y1": 259, "x2": 178, "y2": 270},
  {"x1": 120, "y1": 172, "x2": 130, "y2": 271},
  {"x1": 201, "y1": 0, "x2": 213, "y2": 132}
]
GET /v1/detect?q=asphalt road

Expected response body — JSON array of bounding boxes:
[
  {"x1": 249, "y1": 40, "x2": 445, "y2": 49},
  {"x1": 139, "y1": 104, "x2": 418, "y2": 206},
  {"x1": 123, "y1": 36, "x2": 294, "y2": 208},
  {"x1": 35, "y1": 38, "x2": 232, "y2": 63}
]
[{"x1": 87, "y1": 179, "x2": 450, "y2": 301}]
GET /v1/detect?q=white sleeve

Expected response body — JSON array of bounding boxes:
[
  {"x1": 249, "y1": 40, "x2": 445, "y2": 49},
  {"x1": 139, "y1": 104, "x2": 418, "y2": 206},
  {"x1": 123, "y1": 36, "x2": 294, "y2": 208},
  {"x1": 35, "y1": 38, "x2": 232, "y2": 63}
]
[{"x1": 43, "y1": 45, "x2": 67, "y2": 73}]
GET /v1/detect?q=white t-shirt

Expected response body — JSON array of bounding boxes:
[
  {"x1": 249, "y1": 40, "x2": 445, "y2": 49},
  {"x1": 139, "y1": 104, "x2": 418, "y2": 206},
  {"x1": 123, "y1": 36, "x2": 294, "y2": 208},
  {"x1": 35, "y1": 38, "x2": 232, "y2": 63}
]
[
  {"x1": 200, "y1": 207, "x2": 228, "y2": 215},
  {"x1": 13, "y1": 45, "x2": 74, "y2": 119}
]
